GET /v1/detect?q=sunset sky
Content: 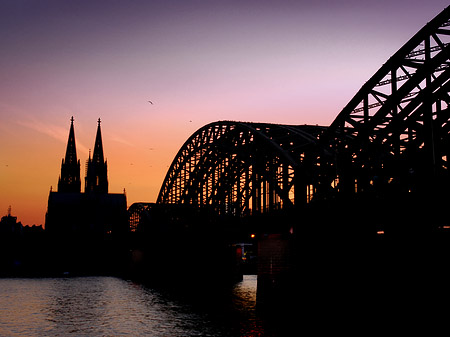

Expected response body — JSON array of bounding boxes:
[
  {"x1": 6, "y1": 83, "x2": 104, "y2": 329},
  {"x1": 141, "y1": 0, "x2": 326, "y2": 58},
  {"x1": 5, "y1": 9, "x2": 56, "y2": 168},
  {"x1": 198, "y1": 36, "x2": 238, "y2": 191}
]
[{"x1": 1, "y1": 0, "x2": 448, "y2": 226}]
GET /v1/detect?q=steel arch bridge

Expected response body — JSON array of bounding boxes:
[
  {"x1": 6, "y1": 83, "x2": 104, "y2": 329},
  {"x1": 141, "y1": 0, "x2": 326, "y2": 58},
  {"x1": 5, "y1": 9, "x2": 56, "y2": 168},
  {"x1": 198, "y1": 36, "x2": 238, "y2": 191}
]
[
  {"x1": 155, "y1": 6, "x2": 450, "y2": 222},
  {"x1": 157, "y1": 122, "x2": 329, "y2": 216}
]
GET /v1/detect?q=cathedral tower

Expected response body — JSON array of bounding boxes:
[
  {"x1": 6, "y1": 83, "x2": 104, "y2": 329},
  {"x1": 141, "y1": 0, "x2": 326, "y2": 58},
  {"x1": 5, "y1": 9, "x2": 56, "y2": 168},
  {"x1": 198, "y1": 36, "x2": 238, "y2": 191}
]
[
  {"x1": 85, "y1": 118, "x2": 108, "y2": 193},
  {"x1": 58, "y1": 117, "x2": 81, "y2": 193}
]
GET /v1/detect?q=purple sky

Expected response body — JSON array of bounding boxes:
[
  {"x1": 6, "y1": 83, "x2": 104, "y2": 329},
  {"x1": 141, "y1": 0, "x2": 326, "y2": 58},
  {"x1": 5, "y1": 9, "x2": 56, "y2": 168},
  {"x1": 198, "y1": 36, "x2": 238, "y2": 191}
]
[{"x1": 0, "y1": 0, "x2": 448, "y2": 225}]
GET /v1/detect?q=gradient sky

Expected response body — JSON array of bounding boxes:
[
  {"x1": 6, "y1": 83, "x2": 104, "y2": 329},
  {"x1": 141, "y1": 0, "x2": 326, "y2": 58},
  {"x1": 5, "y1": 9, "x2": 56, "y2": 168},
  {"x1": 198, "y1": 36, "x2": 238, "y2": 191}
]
[{"x1": 0, "y1": 0, "x2": 448, "y2": 226}]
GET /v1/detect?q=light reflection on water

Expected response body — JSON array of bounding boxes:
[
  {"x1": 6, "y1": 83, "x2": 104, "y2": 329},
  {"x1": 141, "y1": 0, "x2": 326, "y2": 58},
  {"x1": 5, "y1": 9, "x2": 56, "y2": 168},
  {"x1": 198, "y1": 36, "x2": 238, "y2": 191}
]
[{"x1": 0, "y1": 275, "x2": 281, "y2": 336}]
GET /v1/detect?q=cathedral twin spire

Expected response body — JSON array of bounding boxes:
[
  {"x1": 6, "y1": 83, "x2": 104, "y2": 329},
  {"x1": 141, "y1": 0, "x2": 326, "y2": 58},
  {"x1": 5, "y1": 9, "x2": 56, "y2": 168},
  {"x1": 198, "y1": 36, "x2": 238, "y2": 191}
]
[{"x1": 58, "y1": 117, "x2": 108, "y2": 194}]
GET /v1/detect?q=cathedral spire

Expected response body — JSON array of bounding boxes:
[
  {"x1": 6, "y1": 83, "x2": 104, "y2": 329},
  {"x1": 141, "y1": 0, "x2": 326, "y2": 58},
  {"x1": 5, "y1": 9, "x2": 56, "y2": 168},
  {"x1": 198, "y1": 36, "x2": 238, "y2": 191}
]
[
  {"x1": 85, "y1": 118, "x2": 108, "y2": 193},
  {"x1": 58, "y1": 117, "x2": 81, "y2": 192},
  {"x1": 92, "y1": 118, "x2": 105, "y2": 164},
  {"x1": 65, "y1": 116, "x2": 77, "y2": 164}
]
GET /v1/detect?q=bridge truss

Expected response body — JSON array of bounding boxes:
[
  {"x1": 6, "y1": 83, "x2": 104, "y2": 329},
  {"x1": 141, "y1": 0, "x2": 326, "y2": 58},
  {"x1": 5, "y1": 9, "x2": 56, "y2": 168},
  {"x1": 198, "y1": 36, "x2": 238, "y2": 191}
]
[
  {"x1": 128, "y1": 203, "x2": 153, "y2": 232},
  {"x1": 157, "y1": 122, "x2": 329, "y2": 216},
  {"x1": 327, "y1": 6, "x2": 450, "y2": 196},
  {"x1": 156, "y1": 7, "x2": 450, "y2": 222}
]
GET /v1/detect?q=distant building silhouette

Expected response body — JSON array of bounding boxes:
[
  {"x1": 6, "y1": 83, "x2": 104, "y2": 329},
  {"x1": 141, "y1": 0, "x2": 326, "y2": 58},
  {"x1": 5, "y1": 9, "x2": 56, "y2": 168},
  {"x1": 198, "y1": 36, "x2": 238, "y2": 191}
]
[
  {"x1": 45, "y1": 117, "x2": 128, "y2": 239},
  {"x1": 0, "y1": 206, "x2": 23, "y2": 236}
]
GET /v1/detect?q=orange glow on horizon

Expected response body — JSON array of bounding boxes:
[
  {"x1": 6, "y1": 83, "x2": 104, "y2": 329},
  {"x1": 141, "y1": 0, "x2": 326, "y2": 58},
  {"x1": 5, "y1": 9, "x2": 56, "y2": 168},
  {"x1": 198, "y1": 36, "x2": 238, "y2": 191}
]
[
  {"x1": 1, "y1": 106, "x2": 337, "y2": 227},
  {"x1": 1, "y1": 1, "x2": 446, "y2": 226}
]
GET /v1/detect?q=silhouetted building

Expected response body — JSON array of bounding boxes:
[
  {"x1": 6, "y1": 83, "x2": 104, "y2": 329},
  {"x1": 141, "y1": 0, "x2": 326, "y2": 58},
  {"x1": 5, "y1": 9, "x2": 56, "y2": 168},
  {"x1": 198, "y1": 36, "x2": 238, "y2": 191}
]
[
  {"x1": 0, "y1": 206, "x2": 23, "y2": 236},
  {"x1": 45, "y1": 117, "x2": 128, "y2": 239},
  {"x1": 22, "y1": 224, "x2": 44, "y2": 235}
]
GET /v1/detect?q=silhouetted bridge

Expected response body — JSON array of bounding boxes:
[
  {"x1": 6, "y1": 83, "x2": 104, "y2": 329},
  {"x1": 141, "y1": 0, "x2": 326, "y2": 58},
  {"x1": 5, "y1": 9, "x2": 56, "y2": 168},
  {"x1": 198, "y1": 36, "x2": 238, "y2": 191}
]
[{"x1": 129, "y1": 7, "x2": 450, "y2": 304}]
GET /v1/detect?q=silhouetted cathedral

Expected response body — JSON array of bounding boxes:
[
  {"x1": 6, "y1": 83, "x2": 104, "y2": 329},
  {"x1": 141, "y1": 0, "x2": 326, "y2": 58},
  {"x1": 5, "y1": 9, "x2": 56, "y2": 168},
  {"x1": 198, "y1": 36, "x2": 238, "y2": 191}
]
[{"x1": 45, "y1": 117, "x2": 128, "y2": 239}]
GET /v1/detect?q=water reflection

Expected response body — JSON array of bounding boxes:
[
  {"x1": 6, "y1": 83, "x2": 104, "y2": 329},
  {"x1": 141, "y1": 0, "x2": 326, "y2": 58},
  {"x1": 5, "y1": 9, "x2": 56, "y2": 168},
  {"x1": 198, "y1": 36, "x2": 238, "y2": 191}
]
[
  {"x1": 0, "y1": 275, "x2": 280, "y2": 336},
  {"x1": 231, "y1": 275, "x2": 266, "y2": 336}
]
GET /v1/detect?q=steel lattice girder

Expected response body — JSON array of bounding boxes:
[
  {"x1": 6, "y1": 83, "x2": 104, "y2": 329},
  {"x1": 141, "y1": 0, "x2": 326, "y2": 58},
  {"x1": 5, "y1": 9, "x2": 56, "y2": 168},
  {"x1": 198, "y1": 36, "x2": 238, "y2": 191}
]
[
  {"x1": 128, "y1": 202, "x2": 153, "y2": 232},
  {"x1": 329, "y1": 6, "x2": 450, "y2": 139},
  {"x1": 158, "y1": 7, "x2": 450, "y2": 213},
  {"x1": 323, "y1": 6, "x2": 450, "y2": 190},
  {"x1": 157, "y1": 121, "x2": 329, "y2": 214}
]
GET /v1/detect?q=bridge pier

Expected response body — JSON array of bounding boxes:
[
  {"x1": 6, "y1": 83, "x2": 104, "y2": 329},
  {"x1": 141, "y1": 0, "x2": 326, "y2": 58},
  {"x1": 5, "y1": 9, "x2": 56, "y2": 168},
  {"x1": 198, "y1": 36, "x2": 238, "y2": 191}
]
[{"x1": 256, "y1": 233, "x2": 295, "y2": 305}]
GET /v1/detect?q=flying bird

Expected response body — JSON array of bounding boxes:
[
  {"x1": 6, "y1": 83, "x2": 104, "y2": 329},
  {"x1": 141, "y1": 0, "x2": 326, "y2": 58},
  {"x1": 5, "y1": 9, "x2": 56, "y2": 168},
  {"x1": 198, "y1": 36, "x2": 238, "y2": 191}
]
[{"x1": 148, "y1": 100, "x2": 153, "y2": 105}]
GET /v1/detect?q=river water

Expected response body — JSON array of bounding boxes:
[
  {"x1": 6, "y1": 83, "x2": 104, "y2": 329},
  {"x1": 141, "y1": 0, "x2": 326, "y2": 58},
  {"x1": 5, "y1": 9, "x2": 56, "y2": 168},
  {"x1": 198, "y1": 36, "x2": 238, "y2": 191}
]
[{"x1": 0, "y1": 275, "x2": 292, "y2": 336}]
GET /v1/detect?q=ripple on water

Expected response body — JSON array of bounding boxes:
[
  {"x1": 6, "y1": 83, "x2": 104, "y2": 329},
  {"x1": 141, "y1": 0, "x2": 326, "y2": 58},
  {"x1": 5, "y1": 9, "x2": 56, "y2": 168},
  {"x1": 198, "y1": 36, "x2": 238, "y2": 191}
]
[{"x1": 0, "y1": 275, "x2": 282, "y2": 337}]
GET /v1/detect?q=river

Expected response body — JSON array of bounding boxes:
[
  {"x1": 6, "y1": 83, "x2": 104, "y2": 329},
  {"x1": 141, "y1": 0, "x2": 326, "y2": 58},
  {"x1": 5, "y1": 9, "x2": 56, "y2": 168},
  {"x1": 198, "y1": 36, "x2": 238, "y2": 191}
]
[{"x1": 0, "y1": 275, "x2": 294, "y2": 336}]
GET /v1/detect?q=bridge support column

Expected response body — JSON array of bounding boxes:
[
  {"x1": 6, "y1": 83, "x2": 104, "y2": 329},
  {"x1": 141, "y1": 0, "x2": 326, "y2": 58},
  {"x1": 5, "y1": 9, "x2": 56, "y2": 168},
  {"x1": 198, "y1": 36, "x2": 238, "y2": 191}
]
[{"x1": 256, "y1": 233, "x2": 294, "y2": 305}]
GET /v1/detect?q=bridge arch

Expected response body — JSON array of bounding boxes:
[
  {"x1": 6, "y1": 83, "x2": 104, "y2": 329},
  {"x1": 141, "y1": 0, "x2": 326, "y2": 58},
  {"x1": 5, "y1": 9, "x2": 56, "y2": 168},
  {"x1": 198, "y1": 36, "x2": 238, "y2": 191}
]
[
  {"x1": 157, "y1": 7, "x2": 450, "y2": 221},
  {"x1": 128, "y1": 202, "x2": 153, "y2": 232},
  {"x1": 326, "y1": 6, "x2": 450, "y2": 195},
  {"x1": 157, "y1": 121, "x2": 330, "y2": 215}
]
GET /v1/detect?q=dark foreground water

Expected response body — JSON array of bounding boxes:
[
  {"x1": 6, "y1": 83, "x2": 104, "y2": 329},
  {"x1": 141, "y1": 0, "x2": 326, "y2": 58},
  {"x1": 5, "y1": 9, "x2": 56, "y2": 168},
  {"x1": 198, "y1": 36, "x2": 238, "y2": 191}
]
[{"x1": 0, "y1": 275, "x2": 291, "y2": 336}]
